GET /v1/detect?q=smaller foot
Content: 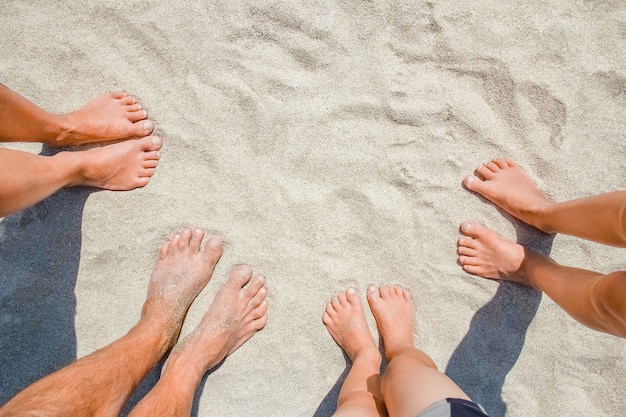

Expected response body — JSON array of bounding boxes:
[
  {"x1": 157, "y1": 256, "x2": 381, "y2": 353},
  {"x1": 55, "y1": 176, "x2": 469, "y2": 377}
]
[
  {"x1": 457, "y1": 221, "x2": 534, "y2": 286},
  {"x1": 142, "y1": 229, "x2": 224, "y2": 346},
  {"x1": 366, "y1": 285, "x2": 414, "y2": 360},
  {"x1": 55, "y1": 91, "x2": 154, "y2": 146},
  {"x1": 322, "y1": 287, "x2": 380, "y2": 363},
  {"x1": 70, "y1": 135, "x2": 162, "y2": 190},
  {"x1": 463, "y1": 158, "x2": 553, "y2": 231},
  {"x1": 169, "y1": 265, "x2": 268, "y2": 374}
]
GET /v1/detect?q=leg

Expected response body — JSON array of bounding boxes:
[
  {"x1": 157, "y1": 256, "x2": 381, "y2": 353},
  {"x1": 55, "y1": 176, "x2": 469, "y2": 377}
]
[
  {"x1": 322, "y1": 288, "x2": 386, "y2": 417},
  {"x1": 0, "y1": 229, "x2": 224, "y2": 417},
  {"x1": 0, "y1": 136, "x2": 161, "y2": 217},
  {"x1": 458, "y1": 221, "x2": 626, "y2": 337},
  {"x1": 463, "y1": 158, "x2": 626, "y2": 247},
  {"x1": 367, "y1": 286, "x2": 477, "y2": 417},
  {"x1": 0, "y1": 84, "x2": 154, "y2": 146},
  {"x1": 128, "y1": 265, "x2": 268, "y2": 417}
]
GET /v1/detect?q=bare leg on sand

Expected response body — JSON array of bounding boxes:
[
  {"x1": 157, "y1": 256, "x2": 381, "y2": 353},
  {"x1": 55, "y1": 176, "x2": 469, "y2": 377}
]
[
  {"x1": 0, "y1": 136, "x2": 162, "y2": 217},
  {"x1": 462, "y1": 157, "x2": 626, "y2": 247},
  {"x1": 459, "y1": 158, "x2": 626, "y2": 337},
  {"x1": 0, "y1": 84, "x2": 161, "y2": 217},
  {"x1": 367, "y1": 286, "x2": 485, "y2": 417},
  {"x1": 0, "y1": 84, "x2": 154, "y2": 146},
  {"x1": 457, "y1": 221, "x2": 626, "y2": 337},
  {"x1": 128, "y1": 265, "x2": 268, "y2": 417},
  {"x1": 323, "y1": 288, "x2": 386, "y2": 417},
  {"x1": 0, "y1": 228, "x2": 223, "y2": 417}
]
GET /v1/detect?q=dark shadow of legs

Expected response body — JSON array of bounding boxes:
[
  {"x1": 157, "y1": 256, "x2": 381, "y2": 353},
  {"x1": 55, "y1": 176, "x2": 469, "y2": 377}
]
[
  {"x1": 445, "y1": 221, "x2": 554, "y2": 417},
  {"x1": 120, "y1": 359, "x2": 166, "y2": 416},
  {"x1": 190, "y1": 361, "x2": 225, "y2": 417},
  {"x1": 313, "y1": 356, "x2": 350, "y2": 417},
  {"x1": 0, "y1": 151, "x2": 92, "y2": 405}
]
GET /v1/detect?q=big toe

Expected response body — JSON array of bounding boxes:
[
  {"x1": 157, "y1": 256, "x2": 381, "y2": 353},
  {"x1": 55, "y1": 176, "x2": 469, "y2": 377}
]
[
  {"x1": 459, "y1": 221, "x2": 487, "y2": 239},
  {"x1": 131, "y1": 120, "x2": 154, "y2": 137},
  {"x1": 462, "y1": 174, "x2": 486, "y2": 193},
  {"x1": 229, "y1": 265, "x2": 254, "y2": 288}
]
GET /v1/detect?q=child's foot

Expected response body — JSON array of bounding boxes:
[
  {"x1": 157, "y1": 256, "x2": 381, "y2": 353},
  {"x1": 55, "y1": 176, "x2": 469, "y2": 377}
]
[
  {"x1": 141, "y1": 229, "x2": 224, "y2": 347},
  {"x1": 323, "y1": 287, "x2": 380, "y2": 364},
  {"x1": 67, "y1": 135, "x2": 162, "y2": 190},
  {"x1": 366, "y1": 285, "x2": 414, "y2": 360},
  {"x1": 55, "y1": 91, "x2": 154, "y2": 146},
  {"x1": 463, "y1": 158, "x2": 553, "y2": 231}
]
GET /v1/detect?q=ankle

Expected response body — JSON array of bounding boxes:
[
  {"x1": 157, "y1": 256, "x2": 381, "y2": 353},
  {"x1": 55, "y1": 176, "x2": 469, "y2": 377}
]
[
  {"x1": 351, "y1": 346, "x2": 382, "y2": 366},
  {"x1": 523, "y1": 200, "x2": 557, "y2": 234},
  {"x1": 383, "y1": 340, "x2": 415, "y2": 361},
  {"x1": 44, "y1": 113, "x2": 73, "y2": 146}
]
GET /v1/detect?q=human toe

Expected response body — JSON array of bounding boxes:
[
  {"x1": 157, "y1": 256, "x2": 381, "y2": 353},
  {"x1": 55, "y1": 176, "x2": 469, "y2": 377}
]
[
  {"x1": 128, "y1": 108, "x2": 149, "y2": 122},
  {"x1": 176, "y1": 229, "x2": 193, "y2": 250},
  {"x1": 457, "y1": 243, "x2": 476, "y2": 256},
  {"x1": 230, "y1": 265, "x2": 254, "y2": 288},
  {"x1": 187, "y1": 228, "x2": 205, "y2": 253},
  {"x1": 345, "y1": 287, "x2": 359, "y2": 303},
  {"x1": 245, "y1": 275, "x2": 266, "y2": 299},
  {"x1": 460, "y1": 221, "x2": 483, "y2": 238}
]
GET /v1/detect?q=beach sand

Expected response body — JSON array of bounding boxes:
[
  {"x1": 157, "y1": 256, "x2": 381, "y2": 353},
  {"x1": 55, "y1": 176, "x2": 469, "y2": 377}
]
[{"x1": 1, "y1": 1, "x2": 625, "y2": 416}]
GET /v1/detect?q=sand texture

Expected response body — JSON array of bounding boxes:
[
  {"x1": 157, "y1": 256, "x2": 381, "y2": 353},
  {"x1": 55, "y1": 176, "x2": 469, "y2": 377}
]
[{"x1": 1, "y1": 1, "x2": 625, "y2": 416}]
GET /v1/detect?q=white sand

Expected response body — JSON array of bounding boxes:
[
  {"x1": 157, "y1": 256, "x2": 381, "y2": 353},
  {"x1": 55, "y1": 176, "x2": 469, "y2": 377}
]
[{"x1": 1, "y1": 1, "x2": 625, "y2": 416}]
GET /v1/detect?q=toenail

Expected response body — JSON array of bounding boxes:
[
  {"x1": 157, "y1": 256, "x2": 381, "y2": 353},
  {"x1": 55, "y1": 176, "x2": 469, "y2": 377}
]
[
  {"x1": 366, "y1": 284, "x2": 377, "y2": 293},
  {"x1": 151, "y1": 136, "x2": 162, "y2": 146},
  {"x1": 238, "y1": 265, "x2": 252, "y2": 275},
  {"x1": 346, "y1": 287, "x2": 356, "y2": 294},
  {"x1": 144, "y1": 120, "x2": 154, "y2": 130},
  {"x1": 142, "y1": 110, "x2": 147, "y2": 117},
  {"x1": 256, "y1": 275, "x2": 266, "y2": 284},
  {"x1": 462, "y1": 223, "x2": 472, "y2": 232},
  {"x1": 208, "y1": 236, "x2": 222, "y2": 249}
]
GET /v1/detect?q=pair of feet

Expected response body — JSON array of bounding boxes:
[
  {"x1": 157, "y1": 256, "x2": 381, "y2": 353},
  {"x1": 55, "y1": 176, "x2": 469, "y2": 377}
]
[
  {"x1": 47, "y1": 91, "x2": 163, "y2": 191},
  {"x1": 141, "y1": 228, "x2": 268, "y2": 375},
  {"x1": 456, "y1": 158, "x2": 554, "y2": 287},
  {"x1": 323, "y1": 285, "x2": 413, "y2": 369}
]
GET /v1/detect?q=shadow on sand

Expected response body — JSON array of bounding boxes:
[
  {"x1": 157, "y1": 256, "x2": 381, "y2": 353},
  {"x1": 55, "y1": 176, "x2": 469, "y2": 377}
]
[
  {"x1": 0, "y1": 146, "x2": 93, "y2": 405},
  {"x1": 445, "y1": 221, "x2": 554, "y2": 417}
]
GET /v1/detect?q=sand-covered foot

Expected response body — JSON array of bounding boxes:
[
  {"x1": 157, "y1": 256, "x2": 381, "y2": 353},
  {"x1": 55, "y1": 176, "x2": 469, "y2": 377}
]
[
  {"x1": 366, "y1": 285, "x2": 414, "y2": 360},
  {"x1": 55, "y1": 91, "x2": 154, "y2": 146},
  {"x1": 70, "y1": 135, "x2": 162, "y2": 190},
  {"x1": 457, "y1": 221, "x2": 533, "y2": 286},
  {"x1": 142, "y1": 229, "x2": 224, "y2": 345},
  {"x1": 169, "y1": 265, "x2": 268, "y2": 374},
  {"x1": 463, "y1": 158, "x2": 553, "y2": 231},
  {"x1": 323, "y1": 287, "x2": 379, "y2": 363}
]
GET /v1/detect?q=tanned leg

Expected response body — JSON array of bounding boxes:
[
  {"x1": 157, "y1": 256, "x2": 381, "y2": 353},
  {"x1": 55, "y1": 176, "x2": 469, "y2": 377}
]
[
  {"x1": 0, "y1": 84, "x2": 154, "y2": 146},
  {"x1": 0, "y1": 229, "x2": 224, "y2": 417},
  {"x1": 463, "y1": 158, "x2": 626, "y2": 247},
  {"x1": 323, "y1": 288, "x2": 386, "y2": 417},
  {"x1": 457, "y1": 221, "x2": 626, "y2": 337},
  {"x1": 368, "y1": 286, "x2": 471, "y2": 417},
  {"x1": 128, "y1": 265, "x2": 268, "y2": 417},
  {"x1": 0, "y1": 136, "x2": 161, "y2": 217}
]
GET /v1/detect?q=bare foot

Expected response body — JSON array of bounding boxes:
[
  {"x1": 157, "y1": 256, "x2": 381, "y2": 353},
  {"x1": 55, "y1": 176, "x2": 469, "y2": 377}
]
[
  {"x1": 142, "y1": 229, "x2": 224, "y2": 347},
  {"x1": 168, "y1": 265, "x2": 268, "y2": 375},
  {"x1": 366, "y1": 285, "x2": 414, "y2": 360},
  {"x1": 323, "y1": 287, "x2": 380, "y2": 363},
  {"x1": 463, "y1": 158, "x2": 553, "y2": 231},
  {"x1": 457, "y1": 221, "x2": 535, "y2": 287},
  {"x1": 67, "y1": 135, "x2": 162, "y2": 190},
  {"x1": 55, "y1": 91, "x2": 154, "y2": 146}
]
